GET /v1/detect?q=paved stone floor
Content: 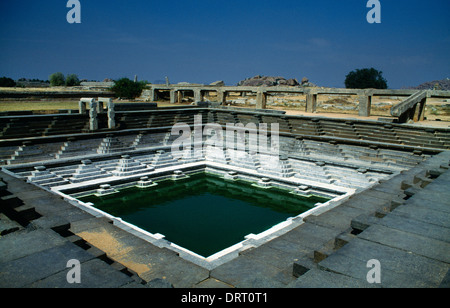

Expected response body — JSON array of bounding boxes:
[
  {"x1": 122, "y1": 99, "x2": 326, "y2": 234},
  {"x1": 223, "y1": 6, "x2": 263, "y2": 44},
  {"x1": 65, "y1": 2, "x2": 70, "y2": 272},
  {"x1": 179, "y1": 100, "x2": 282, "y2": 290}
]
[{"x1": 1, "y1": 151, "x2": 449, "y2": 288}]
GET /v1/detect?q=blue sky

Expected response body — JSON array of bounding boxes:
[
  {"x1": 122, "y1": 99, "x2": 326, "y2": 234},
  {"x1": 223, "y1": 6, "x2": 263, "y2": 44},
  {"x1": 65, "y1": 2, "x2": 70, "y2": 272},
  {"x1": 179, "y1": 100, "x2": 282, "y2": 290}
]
[{"x1": 0, "y1": 0, "x2": 449, "y2": 88}]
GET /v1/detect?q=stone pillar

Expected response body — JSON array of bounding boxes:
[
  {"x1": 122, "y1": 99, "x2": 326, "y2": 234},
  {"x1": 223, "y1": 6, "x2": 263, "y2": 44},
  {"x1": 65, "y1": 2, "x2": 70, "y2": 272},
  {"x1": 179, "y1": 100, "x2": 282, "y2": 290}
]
[
  {"x1": 150, "y1": 89, "x2": 158, "y2": 102},
  {"x1": 420, "y1": 91, "x2": 431, "y2": 121},
  {"x1": 89, "y1": 101, "x2": 98, "y2": 131},
  {"x1": 79, "y1": 98, "x2": 94, "y2": 114},
  {"x1": 194, "y1": 89, "x2": 202, "y2": 103},
  {"x1": 170, "y1": 90, "x2": 178, "y2": 104},
  {"x1": 306, "y1": 91, "x2": 317, "y2": 113},
  {"x1": 107, "y1": 101, "x2": 115, "y2": 129},
  {"x1": 79, "y1": 101, "x2": 86, "y2": 114},
  {"x1": 413, "y1": 97, "x2": 427, "y2": 122},
  {"x1": 358, "y1": 91, "x2": 372, "y2": 117},
  {"x1": 256, "y1": 91, "x2": 267, "y2": 109},
  {"x1": 217, "y1": 90, "x2": 227, "y2": 104}
]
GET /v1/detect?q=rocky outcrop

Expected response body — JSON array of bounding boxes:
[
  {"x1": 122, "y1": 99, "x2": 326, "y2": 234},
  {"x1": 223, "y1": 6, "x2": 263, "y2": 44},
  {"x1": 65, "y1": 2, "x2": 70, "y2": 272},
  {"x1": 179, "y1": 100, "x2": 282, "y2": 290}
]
[
  {"x1": 411, "y1": 78, "x2": 450, "y2": 91},
  {"x1": 237, "y1": 75, "x2": 299, "y2": 87}
]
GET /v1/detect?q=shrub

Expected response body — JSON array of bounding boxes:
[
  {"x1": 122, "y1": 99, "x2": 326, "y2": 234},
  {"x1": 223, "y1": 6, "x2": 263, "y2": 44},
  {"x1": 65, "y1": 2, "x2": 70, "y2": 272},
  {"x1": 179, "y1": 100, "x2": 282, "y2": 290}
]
[
  {"x1": 345, "y1": 68, "x2": 388, "y2": 89},
  {"x1": 65, "y1": 74, "x2": 80, "y2": 86},
  {"x1": 49, "y1": 72, "x2": 65, "y2": 86},
  {"x1": 0, "y1": 77, "x2": 16, "y2": 87},
  {"x1": 111, "y1": 77, "x2": 148, "y2": 99}
]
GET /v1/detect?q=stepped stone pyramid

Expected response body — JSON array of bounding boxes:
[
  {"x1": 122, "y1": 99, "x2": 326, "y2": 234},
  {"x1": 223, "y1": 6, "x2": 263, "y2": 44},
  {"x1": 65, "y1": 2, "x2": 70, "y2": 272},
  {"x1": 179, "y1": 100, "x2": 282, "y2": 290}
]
[
  {"x1": 112, "y1": 155, "x2": 149, "y2": 177},
  {"x1": 28, "y1": 166, "x2": 69, "y2": 187},
  {"x1": 226, "y1": 149, "x2": 260, "y2": 170},
  {"x1": 178, "y1": 146, "x2": 204, "y2": 164},
  {"x1": 69, "y1": 160, "x2": 110, "y2": 183},
  {"x1": 97, "y1": 135, "x2": 130, "y2": 154},
  {"x1": 205, "y1": 145, "x2": 229, "y2": 165},
  {"x1": 151, "y1": 150, "x2": 179, "y2": 169},
  {"x1": 258, "y1": 154, "x2": 295, "y2": 178}
]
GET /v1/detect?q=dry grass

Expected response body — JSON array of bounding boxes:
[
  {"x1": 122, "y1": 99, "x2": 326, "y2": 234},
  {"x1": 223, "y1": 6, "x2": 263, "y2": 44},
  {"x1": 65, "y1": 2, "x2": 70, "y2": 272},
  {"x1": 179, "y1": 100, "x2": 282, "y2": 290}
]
[
  {"x1": 0, "y1": 99, "x2": 190, "y2": 112},
  {"x1": 0, "y1": 100, "x2": 79, "y2": 112}
]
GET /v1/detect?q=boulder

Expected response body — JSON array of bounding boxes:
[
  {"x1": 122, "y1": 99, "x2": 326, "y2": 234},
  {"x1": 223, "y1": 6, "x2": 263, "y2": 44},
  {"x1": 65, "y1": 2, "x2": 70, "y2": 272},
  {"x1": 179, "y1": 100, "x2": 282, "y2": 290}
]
[
  {"x1": 210, "y1": 80, "x2": 225, "y2": 86},
  {"x1": 286, "y1": 78, "x2": 300, "y2": 86}
]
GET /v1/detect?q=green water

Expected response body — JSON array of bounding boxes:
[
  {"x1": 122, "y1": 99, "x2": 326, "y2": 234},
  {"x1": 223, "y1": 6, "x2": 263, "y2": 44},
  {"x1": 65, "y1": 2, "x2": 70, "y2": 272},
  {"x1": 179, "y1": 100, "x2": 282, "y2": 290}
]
[{"x1": 79, "y1": 172, "x2": 329, "y2": 257}]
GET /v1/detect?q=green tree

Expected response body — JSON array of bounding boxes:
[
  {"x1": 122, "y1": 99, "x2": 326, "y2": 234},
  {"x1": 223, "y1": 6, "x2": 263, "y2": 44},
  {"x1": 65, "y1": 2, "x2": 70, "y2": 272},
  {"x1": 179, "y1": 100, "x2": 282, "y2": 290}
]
[
  {"x1": 0, "y1": 77, "x2": 16, "y2": 87},
  {"x1": 111, "y1": 77, "x2": 148, "y2": 99},
  {"x1": 345, "y1": 68, "x2": 388, "y2": 89},
  {"x1": 49, "y1": 72, "x2": 65, "y2": 86},
  {"x1": 65, "y1": 74, "x2": 80, "y2": 86}
]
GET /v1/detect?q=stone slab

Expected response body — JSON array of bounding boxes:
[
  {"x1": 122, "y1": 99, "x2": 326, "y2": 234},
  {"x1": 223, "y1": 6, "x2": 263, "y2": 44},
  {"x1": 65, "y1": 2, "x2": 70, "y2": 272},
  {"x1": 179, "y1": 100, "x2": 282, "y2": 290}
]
[
  {"x1": 27, "y1": 258, "x2": 134, "y2": 288},
  {"x1": 19, "y1": 195, "x2": 75, "y2": 215},
  {"x1": 419, "y1": 180, "x2": 450, "y2": 193},
  {"x1": 303, "y1": 205, "x2": 367, "y2": 231},
  {"x1": 320, "y1": 252, "x2": 431, "y2": 287},
  {"x1": 319, "y1": 237, "x2": 449, "y2": 287},
  {"x1": 374, "y1": 211, "x2": 450, "y2": 243},
  {"x1": 343, "y1": 195, "x2": 392, "y2": 213},
  {"x1": 139, "y1": 253, "x2": 210, "y2": 288},
  {"x1": 358, "y1": 224, "x2": 450, "y2": 263},
  {"x1": 0, "y1": 213, "x2": 22, "y2": 235},
  {"x1": 0, "y1": 229, "x2": 67, "y2": 263},
  {"x1": 275, "y1": 222, "x2": 341, "y2": 251},
  {"x1": 69, "y1": 216, "x2": 115, "y2": 234},
  {"x1": 351, "y1": 214, "x2": 380, "y2": 232},
  {"x1": 402, "y1": 193, "x2": 450, "y2": 214},
  {"x1": 0, "y1": 241, "x2": 95, "y2": 288},
  {"x1": 29, "y1": 215, "x2": 72, "y2": 231},
  {"x1": 359, "y1": 188, "x2": 404, "y2": 202},
  {"x1": 210, "y1": 255, "x2": 288, "y2": 288},
  {"x1": 3, "y1": 187, "x2": 50, "y2": 200},
  {"x1": 241, "y1": 240, "x2": 310, "y2": 271},
  {"x1": 288, "y1": 268, "x2": 377, "y2": 288},
  {"x1": 392, "y1": 202, "x2": 450, "y2": 228}
]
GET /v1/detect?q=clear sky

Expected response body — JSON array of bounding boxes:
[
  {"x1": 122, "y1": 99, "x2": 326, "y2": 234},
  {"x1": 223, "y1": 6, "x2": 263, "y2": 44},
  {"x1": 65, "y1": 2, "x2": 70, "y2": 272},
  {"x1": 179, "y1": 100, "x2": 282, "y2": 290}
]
[{"x1": 0, "y1": 0, "x2": 449, "y2": 88}]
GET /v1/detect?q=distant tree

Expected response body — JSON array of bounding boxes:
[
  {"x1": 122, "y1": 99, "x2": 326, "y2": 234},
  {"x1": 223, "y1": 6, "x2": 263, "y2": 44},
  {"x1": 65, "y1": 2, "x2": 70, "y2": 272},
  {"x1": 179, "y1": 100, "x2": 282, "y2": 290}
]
[
  {"x1": 65, "y1": 74, "x2": 80, "y2": 86},
  {"x1": 0, "y1": 77, "x2": 16, "y2": 87},
  {"x1": 49, "y1": 72, "x2": 66, "y2": 86},
  {"x1": 111, "y1": 77, "x2": 147, "y2": 99},
  {"x1": 345, "y1": 68, "x2": 388, "y2": 89}
]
